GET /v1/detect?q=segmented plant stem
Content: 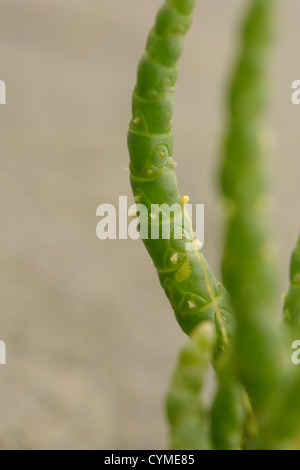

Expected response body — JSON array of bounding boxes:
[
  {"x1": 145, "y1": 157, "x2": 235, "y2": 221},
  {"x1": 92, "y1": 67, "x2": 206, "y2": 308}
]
[
  {"x1": 166, "y1": 322, "x2": 214, "y2": 450},
  {"x1": 128, "y1": 0, "x2": 234, "y2": 354},
  {"x1": 220, "y1": 0, "x2": 279, "y2": 410},
  {"x1": 211, "y1": 365, "x2": 246, "y2": 450}
]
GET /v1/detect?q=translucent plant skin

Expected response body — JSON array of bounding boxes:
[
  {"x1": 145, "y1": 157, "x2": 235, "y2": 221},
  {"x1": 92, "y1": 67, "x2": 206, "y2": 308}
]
[{"x1": 127, "y1": 0, "x2": 234, "y2": 354}]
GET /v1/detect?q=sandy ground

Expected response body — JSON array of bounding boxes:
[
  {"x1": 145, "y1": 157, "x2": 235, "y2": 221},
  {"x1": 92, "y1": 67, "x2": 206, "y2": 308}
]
[{"x1": 0, "y1": 0, "x2": 299, "y2": 449}]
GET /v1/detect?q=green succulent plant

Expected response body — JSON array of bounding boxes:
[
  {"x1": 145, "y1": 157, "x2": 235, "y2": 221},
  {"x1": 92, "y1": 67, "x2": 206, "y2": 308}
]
[{"x1": 127, "y1": 0, "x2": 300, "y2": 450}]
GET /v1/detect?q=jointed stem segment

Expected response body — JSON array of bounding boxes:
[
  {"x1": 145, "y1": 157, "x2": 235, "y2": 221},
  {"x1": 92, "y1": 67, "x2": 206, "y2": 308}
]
[{"x1": 128, "y1": 0, "x2": 234, "y2": 354}]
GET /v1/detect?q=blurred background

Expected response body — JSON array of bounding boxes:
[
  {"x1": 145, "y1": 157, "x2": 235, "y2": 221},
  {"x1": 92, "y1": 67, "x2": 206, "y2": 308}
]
[{"x1": 0, "y1": 0, "x2": 299, "y2": 450}]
